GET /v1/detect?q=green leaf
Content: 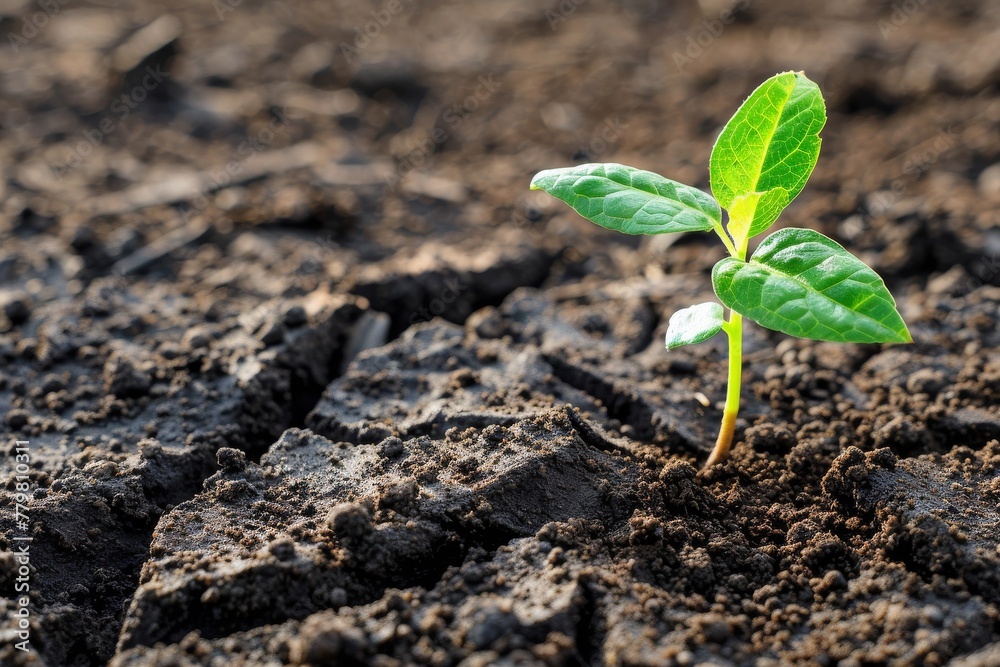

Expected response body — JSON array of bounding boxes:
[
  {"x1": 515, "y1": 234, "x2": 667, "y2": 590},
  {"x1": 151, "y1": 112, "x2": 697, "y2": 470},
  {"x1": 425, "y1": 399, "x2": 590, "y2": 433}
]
[
  {"x1": 666, "y1": 302, "x2": 725, "y2": 349},
  {"x1": 530, "y1": 163, "x2": 720, "y2": 235},
  {"x1": 712, "y1": 228, "x2": 911, "y2": 344},
  {"x1": 710, "y1": 71, "x2": 826, "y2": 241}
]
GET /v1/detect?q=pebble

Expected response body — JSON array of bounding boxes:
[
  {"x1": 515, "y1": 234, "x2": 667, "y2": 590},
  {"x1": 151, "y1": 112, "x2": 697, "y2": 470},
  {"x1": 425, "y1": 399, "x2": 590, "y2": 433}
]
[
  {"x1": 784, "y1": 363, "x2": 811, "y2": 388},
  {"x1": 815, "y1": 570, "x2": 848, "y2": 595},
  {"x1": 40, "y1": 374, "x2": 67, "y2": 394},
  {"x1": 378, "y1": 436, "x2": 405, "y2": 459},
  {"x1": 104, "y1": 352, "x2": 152, "y2": 398},
  {"x1": 216, "y1": 447, "x2": 247, "y2": 472},
  {"x1": 182, "y1": 328, "x2": 212, "y2": 350},
  {"x1": 83, "y1": 460, "x2": 119, "y2": 479},
  {"x1": 467, "y1": 307, "x2": 505, "y2": 340},
  {"x1": 905, "y1": 368, "x2": 947, "y2": 395},
  {"x1": 466, "y1": 607, "x2": 518, "y2": 649},
  {"x1": 921, "y1": 605, "x2": 944, "y2": 627},
  {"x1": 5, "y1": 409, "x2": 30, "y2": 430},
  {"x1": 377, "y1": 478, "x2": 420, "y2": 515},
  {"x1": 977, "y1": 162, "x2": 1000, "y2": 198},
  {"x1": 1, "y1": 291, "x2": 31, "y2": 324},
  {"x1": 268, "y1": 537, "x2": 296, "y2": 561},
  {"x1": 259, "y1": 321, "x2": 285, "y2": 346},
  {"x1": 283, "y1": 305, "x2": 308, "y2": 327},
  {"x1": 327, "y1": 503, "x2": 373, "y2": 540}
]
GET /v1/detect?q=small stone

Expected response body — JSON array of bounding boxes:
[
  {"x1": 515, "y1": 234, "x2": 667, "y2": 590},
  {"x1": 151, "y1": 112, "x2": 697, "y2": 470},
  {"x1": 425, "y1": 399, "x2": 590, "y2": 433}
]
[
  {"x1": 291, "y1": 628, "x2": 340, "y2": 664},
  {"x1": 104, "y1": 351, "x2": 152, "y2": 398},
  {"x1": 667, "y1": 358, "x2": 697, "y2": 374},
  {"x1": 113, "y1": 14, "x2": 181, "y2": 100},
  {"x1": 5, "y1": 409, "x2": 30, "y2": 430},
  {"x1": 40, "y1": 374, "x2": 66, "y2": 394},
  {"x1": 869, "y1": 447, "x2": 898, "y2": 470},
  {"x1": 784, "y1": 363, "x2": 811, "y2": 389},
  {"x1": 703, "y1": 620, "x2": 729, "y2": 643},
  {"x1": 466, "y1": 307, "x2": 505, "y2": 339},
  {"x1": 377, "y1": 479, "x2": 420, "y2": 516},
  {"x1": 926, "y1": 266, "x2": 968, "y2": 295},
  {"x1": 329, "y1": 587, "x2": 347, "y2": 607},
  {"x1": 378, "y1": 436, "x2": 405, "y2": 459},
  {"x1": 283, "y1": 305, "x2": 308, "y2": 327},
  {"x1": 83, "y1": 460, "x2": 119, "y2": 479},
  {"x1": 157, "y1": 342, "x2": 184, "y2": 360},
  {"x1": 815, "y1": 569, "x2": 847, "y2": 595},
  {"x1": 744, "y1": 423, "x2": 797, "y2": 454},
  {"x1": 921, "y1": 605, "x2": 944, "y2": 627},
  {"x1": 465, "y1": 606, "x2": 518, "y2": 650},
  {"x1": 216, "y1": 447, "x2": 247, "y2": 472},
  {"x1": 183, "y1": 328, "x2": 212, "y2": 350},
  {"x1": 290, "y1": 617, "x2": 367, "y2": 664},
  {"x1": 1, "y1": 291, "x2": 31, "y2": 324},
  {"x1": 906, "y1": 368, "x2": 947, "y2": 395},
  {"x1": 775, "y1": 339, "x2": 798, "y2": 356},
  {"x1": 269, "y1": 537, "x2": 296, "y2": 561},
  {"x1": 259, "y1": 322, "x2": 285, "y2": 346},
  {"x1": 978, "y1": 162, "x2": 1000, "y2": 198},
  {"x1": 327, "y1": 503, "x2": 373, "y2": 541},
  {"x1": 14, "y1": 207, "x2": 56, "y2": 234}
]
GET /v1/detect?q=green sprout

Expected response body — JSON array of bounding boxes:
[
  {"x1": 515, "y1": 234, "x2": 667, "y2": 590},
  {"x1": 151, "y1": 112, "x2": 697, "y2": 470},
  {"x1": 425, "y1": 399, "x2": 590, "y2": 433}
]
[{"x1": 530, "y1": 71, "x2": 911, "y2": 466}]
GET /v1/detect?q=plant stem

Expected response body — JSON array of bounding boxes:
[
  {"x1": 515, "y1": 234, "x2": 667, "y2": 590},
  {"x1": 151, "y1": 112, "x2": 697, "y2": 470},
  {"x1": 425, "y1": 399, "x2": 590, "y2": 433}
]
[
  {"x1": 705, "y1": 223, "x2": 748, "y2": 467},
  {"x1": 712, "y1": 221, "x2": 738, "y2": 257},
  {"x1": 706, "y1": 312, "x2": 742, "y2": 466}
]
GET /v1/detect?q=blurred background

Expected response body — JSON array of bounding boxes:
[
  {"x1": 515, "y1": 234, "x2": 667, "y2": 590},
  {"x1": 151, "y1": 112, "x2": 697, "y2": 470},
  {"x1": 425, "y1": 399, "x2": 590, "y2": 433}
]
[
  {"x1": 1, "y1": 0, "x2": 998, "y2": 324},
  {"x1": 2, "y1": 1, "x2": 1000, "y2": 665}
]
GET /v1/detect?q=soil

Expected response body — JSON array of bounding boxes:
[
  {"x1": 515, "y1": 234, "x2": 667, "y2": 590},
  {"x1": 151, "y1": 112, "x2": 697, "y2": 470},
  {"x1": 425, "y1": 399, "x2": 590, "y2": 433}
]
[{"x1": 1, "y1": 0, "x2": 999, "y2": 665}]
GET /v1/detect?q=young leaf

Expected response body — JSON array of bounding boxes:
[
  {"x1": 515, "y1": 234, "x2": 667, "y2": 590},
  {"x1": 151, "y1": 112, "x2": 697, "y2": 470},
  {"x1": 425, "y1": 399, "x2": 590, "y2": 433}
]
[
  {"x1": 712, "y1": 228, "x2": 911, "y2": 344},
  {"x1": 530, "y1": 163, "x2": 720, "y2": 235},
  {"x1": 710, "y1": 71, "x2": 826, "y2": 241},
  {"x1": 666, "y1": 302, "x2": 725, "y2": 349}
]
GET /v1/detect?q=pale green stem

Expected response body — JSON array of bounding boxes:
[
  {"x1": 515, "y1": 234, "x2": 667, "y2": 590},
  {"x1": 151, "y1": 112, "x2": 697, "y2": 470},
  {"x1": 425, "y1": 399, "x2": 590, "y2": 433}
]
[
  {"x1": 706, "y1": 312, "x2": 742, "y2": 466},
  {"x1": 705, "y1": 224, "x2": 747, "y2": 467},
  {"x1": 712, "y1": 221, "x2": 738, "y2": 257}
]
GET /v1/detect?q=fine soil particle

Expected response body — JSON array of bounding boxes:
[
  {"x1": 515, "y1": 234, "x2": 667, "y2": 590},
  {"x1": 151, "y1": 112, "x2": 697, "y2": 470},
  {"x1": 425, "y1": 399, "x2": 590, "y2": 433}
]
[{"x1": 2, "y1": 0, "x2": 999, "y2": 665}]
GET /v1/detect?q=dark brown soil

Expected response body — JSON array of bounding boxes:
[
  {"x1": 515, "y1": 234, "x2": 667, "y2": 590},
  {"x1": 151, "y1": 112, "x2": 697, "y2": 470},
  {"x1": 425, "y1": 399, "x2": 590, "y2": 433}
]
[{"x1": 1, "y1": 0, "x2": 999, "y2": 665}]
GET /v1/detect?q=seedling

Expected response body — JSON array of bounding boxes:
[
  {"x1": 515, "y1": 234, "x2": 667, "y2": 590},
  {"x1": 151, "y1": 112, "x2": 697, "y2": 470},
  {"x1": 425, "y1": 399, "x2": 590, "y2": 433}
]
[{"x1": 530, "y1": 71, "x2": 910, "y2": 466}]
